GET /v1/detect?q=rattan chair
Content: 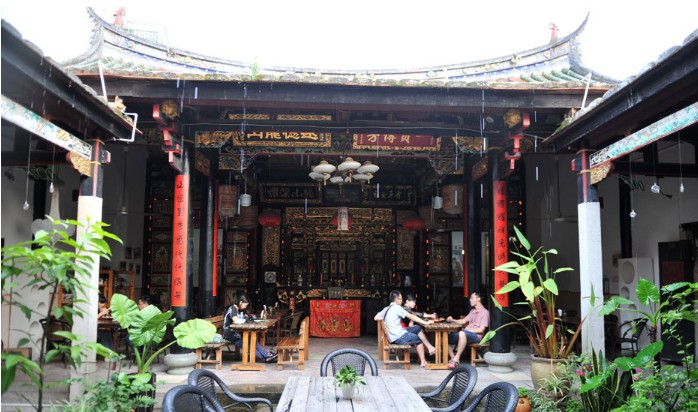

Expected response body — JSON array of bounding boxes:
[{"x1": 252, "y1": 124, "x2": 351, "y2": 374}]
[
  {"x1": 162, "y1": 384, "x2": 225, "y2": 412},
  {"x1": 419, "y1": 364, "x2": 478, "y2": 412},
  {"x1": 617, "y1": 318, "x2": 648, "y2": 357},
  {"x1": 462, "y1": 382, "x2": 518, "y2": 412},
  {"x1": 39, "y1": 317, "x2": 70, "y2": 367},
  {"x1": 188, "y1": 369, "x2": 272, "y2": 411},
  {"x1": 320, "y1": 348, "x2": 378, "y2": 377}
]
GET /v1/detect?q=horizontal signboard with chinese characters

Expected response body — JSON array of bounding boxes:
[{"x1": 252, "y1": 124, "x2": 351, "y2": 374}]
[{"x1": 352, "y1": 134, "x2": 440, "y2": 151}]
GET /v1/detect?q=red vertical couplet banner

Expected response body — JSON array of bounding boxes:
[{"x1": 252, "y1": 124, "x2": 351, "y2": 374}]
[
  {"x1": 493, "y1": 181, "x2": 509, "y2": 307},
  {"x1": 212, "y1": 180, "x2": 219, "y2": 297},
  {"x1": 172, "y1": 175, "x2": 189, "y2": 307}
]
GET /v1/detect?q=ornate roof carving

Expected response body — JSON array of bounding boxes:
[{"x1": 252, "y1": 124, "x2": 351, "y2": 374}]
[{"x1": 62, "y1": 9, "x2": 614, "y2": 89}]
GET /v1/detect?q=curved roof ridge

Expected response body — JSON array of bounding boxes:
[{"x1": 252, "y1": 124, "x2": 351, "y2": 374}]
[{"x1": 64, "y1": 8, "x2": 613, "y2": 87}]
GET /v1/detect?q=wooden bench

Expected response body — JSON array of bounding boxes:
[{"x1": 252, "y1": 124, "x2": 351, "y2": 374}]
[
  {"x1": 468, "y1": 342, "x2": 489, "y2": 366},
  {"x1": 195, "y1": 315, "x2": 229, "y2": 370},
  {"x1": 276, "y1": 317, "x2": 309, "y2": 371},
  {"x1": 378, "y1": 319, "x2": 411, "y2": 370}
]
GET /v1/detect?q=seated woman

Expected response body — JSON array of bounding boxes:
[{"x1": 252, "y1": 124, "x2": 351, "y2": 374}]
[
  {"x1": 97, "y1": 294, "x2": 113, "y2": 350},
  {"x1": 222, "y1": 294, "x2": 277, "y2": 363}
]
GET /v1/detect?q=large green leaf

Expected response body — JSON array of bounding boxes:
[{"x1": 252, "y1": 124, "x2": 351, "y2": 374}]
[
  {"x1": 513, "y1": 226, "x2": 530, "y2": 250},
  {"x1": 542, "y1": 278, "x2": 558, "y2": 295},
  {"x1": 173, "y1": 319, "x2": 217, "y2": 349},
  {"x1": 129, "y1": 306, "x2": 175, "y2": 347},
  {"x1": 637, "y1": 278, "x2": 659, "y2": 306},
  {"x1": 110, "y1": 293, "x2": 140, "y2": 329},
  {"x1": 495, "y1": 281, "x2": 520, "y2": 295}
]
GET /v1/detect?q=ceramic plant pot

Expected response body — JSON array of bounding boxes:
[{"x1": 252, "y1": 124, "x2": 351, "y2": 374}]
[
  {"x1": 515, "y1": 396, "x2": 531, "y2": 412},
  {"x1": 530, "y1": 355, "x2": 566, "y2": 391},
  {"x1": 341, "y1": 384, "x2": 356, "y2": 400}
]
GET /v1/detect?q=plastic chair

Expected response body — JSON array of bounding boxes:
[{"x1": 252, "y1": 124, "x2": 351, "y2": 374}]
[
  {"x1": 462, "y1": 382, "x2": 518, "y2": 412},
  {"x1": 320, "y1": 348, "x2": 378, "y2": 377},
  {"x1": 616, "y1": 318, "x2": 648, "y2": 356},
  {"x1": 161, "y1": 384, "x2": 225, "y2": 412},
  {"x1": 419, "y1": 364, "x2": 478, "y2": 412},
  {"x1": 188, "y1": 369, "x2": 272, "y2": 411},
  {"x1": 39, "y1": 317, "x2": 70, "y2": 367}
]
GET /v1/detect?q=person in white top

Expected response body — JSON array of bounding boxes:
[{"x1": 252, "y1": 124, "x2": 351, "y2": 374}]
[{"x1": 375, "y1": 290, "x2": 437, "y2": 367}]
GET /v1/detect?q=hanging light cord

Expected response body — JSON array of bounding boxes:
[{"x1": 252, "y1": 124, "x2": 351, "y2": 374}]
[{"x1": 23, "y1": 136, "x2": 32, "y2": 211}]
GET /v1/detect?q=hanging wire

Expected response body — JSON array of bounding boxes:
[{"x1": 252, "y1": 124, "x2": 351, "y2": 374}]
[
  {"x1": 23, "y1": 136, "x2": 32, "y2": 211},
  {"x1": 49, "y1": 145, "x2": 56, "y2": 193},
  {"x1": 629, "y1": 156, "x2": 637, "y2": 218},
  {"x1": 678, "y1": 131, "x2": 685, "y2": 193}
]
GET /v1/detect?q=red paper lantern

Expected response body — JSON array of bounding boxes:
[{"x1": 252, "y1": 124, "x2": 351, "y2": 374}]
[
  {"x1": 403, "y1": 215, "x2": 426, "y2": 231},
  {"x1": 258, "y1": 209, "x2": 281, "y2": 227}
]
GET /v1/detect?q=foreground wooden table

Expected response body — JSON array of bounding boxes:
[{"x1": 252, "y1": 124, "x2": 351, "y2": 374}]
[
  {"x1": 229, "y1": 319, "x2": 277, "y2": 371},
  {"x1": 276, "y1": 376, "x2": 430, "y2": 412},
  {"x1": 424, "y1": 321, "x2": 462, "y2": 370}
]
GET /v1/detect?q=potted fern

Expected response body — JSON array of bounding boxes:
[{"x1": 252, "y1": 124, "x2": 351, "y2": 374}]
[
  {"x1": 333, "y1": 365, "x2": 366, "y2": 400},
  {"x1": 109, "y1": 293, "x2": 216, "y2": 411}
]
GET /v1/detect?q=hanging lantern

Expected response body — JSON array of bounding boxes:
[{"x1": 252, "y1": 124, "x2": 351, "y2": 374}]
[
  {"x1": 238, "y1": 205, "x2": 258, "y2": 229},
  {"x1": 258, "y1": 209, "x2": 281, "y2": 227},
  {"x1": 219, "y1": 185, "x2": 238, "y2": 217},
  {"x1": 402, "y1": 214, "x2": 426, "y2": 231},
  {"x1": 240, "y1": 193, "x2": 252, "y2": 207},
  {"x1": 331, "y1": 207, "x2": 352, "y2": 230},
  {"x1": 442, "y1": 184, "x2": 463, "y2": 215}
]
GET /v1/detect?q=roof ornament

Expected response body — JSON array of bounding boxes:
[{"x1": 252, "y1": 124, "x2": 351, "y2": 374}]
[
  {"x1": 549, "y1": 23, "x2": 559, "y2": 44},
  {"x1": 113, "y1": 7, "x2": 126, "y2": 28}
]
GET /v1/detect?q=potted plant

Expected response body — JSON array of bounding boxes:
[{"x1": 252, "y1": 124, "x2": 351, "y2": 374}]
[
  {"x1": 1, "y1": 219, "x2": 120, "y2": 411},
  {"x1": 333, "y1": 365, "x2": 366, "y2": 400},
  {"x1": 109, "y1": 293, "x2": 216, "y2": 411},
  {"x1": 516, "y1": 387, "x2": 531, "y2": 412},
  {"x1": 480, "y1": 226, "x2": 582, "y2": 390}
]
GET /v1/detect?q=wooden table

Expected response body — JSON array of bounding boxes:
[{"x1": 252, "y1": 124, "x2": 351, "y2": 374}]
[
  {"x1": 228, "y1": 319, "x2": 277, "y2": 371},
  {"x1": 97, "y1": 317, "x2": 120, "y2": 351},
  {"x1": 424, "y1": 321, "x2": 462, "y2": 370},
  {"x1": 276, "y1": 376, "x2": 431, "y2": 412}
]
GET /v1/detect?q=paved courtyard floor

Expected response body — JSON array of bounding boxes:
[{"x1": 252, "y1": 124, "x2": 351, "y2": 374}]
[{"x1": 2, "y1": 336, "x2": 534, "y2": 411}]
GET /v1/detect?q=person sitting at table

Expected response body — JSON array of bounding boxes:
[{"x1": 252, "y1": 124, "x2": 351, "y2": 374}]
[
  {"x1": 374, "y1": 290, "x2": 436, "y2": 368},
  {"x1": 446, "y1": 291, "x2": 489, "y2": 369},
  {"x1": 97, "y1": 294, "x2": 113, "y2": 350},
  {"x1": 400, "y1": 294, "x2": 437, "y2": 331},
  {"x1": 223, "y1": 294, "x2": 278, "y2": 363}
]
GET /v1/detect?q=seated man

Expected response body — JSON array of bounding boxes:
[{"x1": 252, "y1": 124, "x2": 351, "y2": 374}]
[
  {"x1": 374, "y1": 290, "x2": 436, "y2": 368},
  {"x1": 446, "y1": 291, "x2": 489, "y2": 369}
]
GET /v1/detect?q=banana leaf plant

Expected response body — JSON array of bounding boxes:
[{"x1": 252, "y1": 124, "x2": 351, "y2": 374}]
[
  {"x1": 480, "y1": 226, "x2": 583, "y2": 359},
  {"x1": 109, "y1": 293, "x2": 216, "y2": 377}
]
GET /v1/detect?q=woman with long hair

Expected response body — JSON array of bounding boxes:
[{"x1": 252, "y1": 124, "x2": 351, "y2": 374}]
[{"x1": 223, "y1": 294, "x2": 277, "y2": 363}]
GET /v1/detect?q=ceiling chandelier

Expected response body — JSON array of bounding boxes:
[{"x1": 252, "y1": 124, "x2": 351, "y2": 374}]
[{"x1": 309, "y1": 157, "x2": 379, "y2": 185}]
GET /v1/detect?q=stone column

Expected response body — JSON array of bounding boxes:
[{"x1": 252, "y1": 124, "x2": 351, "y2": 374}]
[
  {"x1": 573, "y1": 149, "x2": 604, "y2": 354},
  {"x1": 70, "y1": 139, "x2": 108, "y2": 401}
]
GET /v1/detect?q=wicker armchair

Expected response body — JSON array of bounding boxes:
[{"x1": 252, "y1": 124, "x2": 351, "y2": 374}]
[
  {"x1": 188, "y1": 369, "x2": 272, "y2": 411},
  {"x1": 419, "y1": 364, "x2": 478, "y2": 412},
  {"x1": 462, "y1": 382, "x2": 518, "y2": 412},
  {"x1": 320, "y1": 348, "x2": 378, "y2": 377},
  {"x1": 161, "y1": 385, "x2": 224, "y2": 412}
]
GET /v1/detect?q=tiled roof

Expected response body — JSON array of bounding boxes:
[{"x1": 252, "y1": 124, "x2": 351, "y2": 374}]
[{"x1": 62, "y1": 9, "x2": 616, "y2": 90}]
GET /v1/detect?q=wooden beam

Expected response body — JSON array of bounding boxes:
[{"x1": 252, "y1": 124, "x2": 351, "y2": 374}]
[{"x1": 590, "y1": 101, "x2": 698, "y2": 167}]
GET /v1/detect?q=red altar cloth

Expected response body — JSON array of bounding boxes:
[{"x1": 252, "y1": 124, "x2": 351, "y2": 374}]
[{"x1": 309, "y1": 299, "x2": 361, "y2": 338}]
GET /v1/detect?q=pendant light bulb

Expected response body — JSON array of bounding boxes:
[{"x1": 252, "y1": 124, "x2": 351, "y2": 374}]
[
  {"x1": 23, "y1": 201, "x2": 30, "y2": 211},
  {"x1": 49, "y1": 181, "x2": 54, "y2": 193},
  {"x1": 679, "y1": 183, "x2": 685, "y2": 193},
  {"x1": 629, "y1": 209, "x2": 637, "y2": 218},
  {"x1": 650, "y1": 182, "x2": 661, "y2": 194}
]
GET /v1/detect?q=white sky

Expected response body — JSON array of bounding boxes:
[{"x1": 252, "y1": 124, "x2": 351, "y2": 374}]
[{"x1": 1, "y1": 1, "x2": 697, "y2": 80}]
